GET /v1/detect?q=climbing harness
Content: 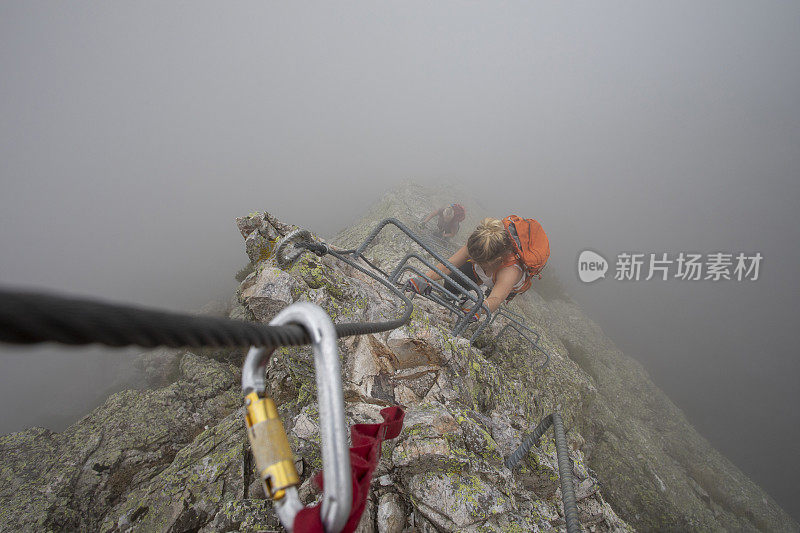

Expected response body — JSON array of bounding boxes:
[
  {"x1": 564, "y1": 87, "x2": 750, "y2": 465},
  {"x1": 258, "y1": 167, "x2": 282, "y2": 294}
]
[
  {"x1": 243, "y1": 302, "x2": 351, "y2": 532},
  {"x1": 505, "y1": 413, "x2": 581, "y2": 533}
]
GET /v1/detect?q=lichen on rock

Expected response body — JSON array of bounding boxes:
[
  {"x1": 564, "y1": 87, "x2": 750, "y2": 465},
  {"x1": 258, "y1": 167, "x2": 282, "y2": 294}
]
[{"x1": 0, "y1": 186, "x2": 796, "y2": 533}]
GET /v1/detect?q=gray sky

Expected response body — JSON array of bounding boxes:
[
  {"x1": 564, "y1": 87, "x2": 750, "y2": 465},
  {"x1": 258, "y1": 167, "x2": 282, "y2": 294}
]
[{"x1": 1, "y1": 0, "x2": 798, "y2": 519}]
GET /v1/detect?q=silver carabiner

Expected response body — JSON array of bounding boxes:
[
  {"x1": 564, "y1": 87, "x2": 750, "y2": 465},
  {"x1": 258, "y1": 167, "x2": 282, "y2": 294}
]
[{"x1": 242, "y1": 302, "x2": 352, "y2": 533}]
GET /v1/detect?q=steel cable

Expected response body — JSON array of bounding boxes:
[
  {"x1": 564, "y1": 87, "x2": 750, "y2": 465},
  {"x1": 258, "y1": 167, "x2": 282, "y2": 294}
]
[
  {"x1": 505, "y1": 412, "x2": 582, "y2": 533},
  {"x1": 0, "y1": 233, "x2": 411, "y2": 351},
  {"x1": 0, "y1": 271, "x2": 411, "y2": 351}
]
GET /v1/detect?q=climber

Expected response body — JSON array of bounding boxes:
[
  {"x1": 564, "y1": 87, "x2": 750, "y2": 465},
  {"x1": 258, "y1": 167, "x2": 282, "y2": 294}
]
[
  {"x1": 406, "y1": 216, "x2": 549, "y2": 320},
  {"x1": 419, "y1": 203, "x2": 466, "y2": 239}
]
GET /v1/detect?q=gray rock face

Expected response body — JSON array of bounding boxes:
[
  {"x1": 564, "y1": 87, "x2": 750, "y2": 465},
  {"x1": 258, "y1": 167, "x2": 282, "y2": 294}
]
[
  {"x1": 331, "y1": 183, "x2": 798, "y2": 532},
  {"x1": 543, "y1": 300, "x2": 797, "y2": 532},
  {"x1": 0, "y1": 353, "x2": 243, "y2": 532},
  {"x1": 376, "y1": 493, "x2": 404, "y2": 533},
  {"x1": 0, "y1": 185, "x2": 795, "y2": 532},
  {"x1": 240, "y1": 266, "x2": 301, "y2": 322}
]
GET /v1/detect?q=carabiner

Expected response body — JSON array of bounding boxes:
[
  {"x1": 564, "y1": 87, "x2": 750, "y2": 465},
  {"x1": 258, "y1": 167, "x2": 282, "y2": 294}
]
[{"x1": 242, "y1": 302, "x2": 352, "y2": 533}]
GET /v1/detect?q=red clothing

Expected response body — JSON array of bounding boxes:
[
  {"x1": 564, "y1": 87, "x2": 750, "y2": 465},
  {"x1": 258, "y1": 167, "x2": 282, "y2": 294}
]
[{"x1": 436, "y1": 213, "x2": 460, "y2": 236}]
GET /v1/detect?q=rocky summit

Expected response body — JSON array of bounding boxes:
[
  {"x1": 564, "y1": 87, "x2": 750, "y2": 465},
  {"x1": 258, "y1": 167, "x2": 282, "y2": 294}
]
[{"x1": 0, "y1": 183, "x2": 796, "y2": 532}]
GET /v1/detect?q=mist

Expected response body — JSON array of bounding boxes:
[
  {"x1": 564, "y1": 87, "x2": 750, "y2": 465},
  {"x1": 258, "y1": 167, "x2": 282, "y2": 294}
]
[{"x1": 1, "y1": 0, "x2": 798, "y2": 520}]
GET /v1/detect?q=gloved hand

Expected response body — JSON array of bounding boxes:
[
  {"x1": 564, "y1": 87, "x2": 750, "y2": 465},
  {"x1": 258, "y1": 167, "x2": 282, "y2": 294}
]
[
  {"x1": 461, "y1": 306, "x2": 482, "y2": 323},
  {"x1": 406, "y1": 276, "x2": 432, "y2": 296}
]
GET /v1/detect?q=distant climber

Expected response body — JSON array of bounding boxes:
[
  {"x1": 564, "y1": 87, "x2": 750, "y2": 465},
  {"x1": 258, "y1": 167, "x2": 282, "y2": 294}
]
[
  {"x1": 407, "y1": 216, "x2": 549, "y2": 318},
  {"x1": 419, "y1": 203, "x2": 466, "y2": 239}
]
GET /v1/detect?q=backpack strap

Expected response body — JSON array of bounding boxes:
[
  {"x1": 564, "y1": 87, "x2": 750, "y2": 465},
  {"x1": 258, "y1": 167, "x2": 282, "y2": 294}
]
[
  {"x1": 491, "y1": 255, "x2": 532, "y2": 295},
  {"x1": 506, "y1": 219, "x2": 524, "y2": 262}
]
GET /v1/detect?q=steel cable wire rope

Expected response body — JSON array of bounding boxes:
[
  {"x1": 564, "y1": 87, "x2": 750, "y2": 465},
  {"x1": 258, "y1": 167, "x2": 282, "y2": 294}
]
[
  {"x1": 0, "y1": 242, "x2": 412, "y2": 351},
  {"x1": 505, "y1": 412, "x2": 581, "y2": 533}
]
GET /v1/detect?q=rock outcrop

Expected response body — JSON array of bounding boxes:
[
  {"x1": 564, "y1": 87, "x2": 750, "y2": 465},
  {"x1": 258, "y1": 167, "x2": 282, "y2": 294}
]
[{"x1": 0, "y1": 183, "x2": 796, "y2": 532}]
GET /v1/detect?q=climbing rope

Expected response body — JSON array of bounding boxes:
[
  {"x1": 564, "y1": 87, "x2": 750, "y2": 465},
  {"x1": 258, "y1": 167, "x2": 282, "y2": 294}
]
[{"x1": 505, "y1": 413, "x2": 581, "y2": 533}]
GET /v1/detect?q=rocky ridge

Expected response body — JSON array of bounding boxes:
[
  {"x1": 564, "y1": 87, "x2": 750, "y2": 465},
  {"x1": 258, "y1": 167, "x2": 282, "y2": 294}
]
[{"x1": 0, "y1": 183, "x2": 796, "y2": 532}]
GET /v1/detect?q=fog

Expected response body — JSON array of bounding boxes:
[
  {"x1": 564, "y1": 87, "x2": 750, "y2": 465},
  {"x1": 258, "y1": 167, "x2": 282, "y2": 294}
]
[{"x1": 1, "y1": 1, "x2": 798, "y2": 520}]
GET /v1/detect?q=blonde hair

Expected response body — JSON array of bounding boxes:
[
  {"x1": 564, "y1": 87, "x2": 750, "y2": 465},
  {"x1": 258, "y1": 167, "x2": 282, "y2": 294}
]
[
  {"x1": 442, "y1": 206, "x2": 455, "y2": 221},
  {"x1": 467, "y1": 218, "x2": 512, "y2": 265}
]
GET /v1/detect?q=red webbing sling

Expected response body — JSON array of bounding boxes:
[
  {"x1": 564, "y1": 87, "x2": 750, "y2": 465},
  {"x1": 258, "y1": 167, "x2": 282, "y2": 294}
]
[{"x1": 293, "y1": 406, "x2": 405, "y2": 533}]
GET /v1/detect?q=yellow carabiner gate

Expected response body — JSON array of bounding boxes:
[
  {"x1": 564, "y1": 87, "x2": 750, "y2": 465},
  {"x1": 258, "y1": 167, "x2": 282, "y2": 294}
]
[
  {"x1": 244, "y1": 391, "x2": 299, "y2": 500},
  {"x1": 242, "y1": 302, "x2": 351, "y2": 533}
]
